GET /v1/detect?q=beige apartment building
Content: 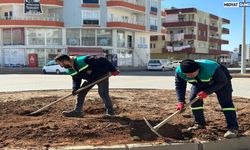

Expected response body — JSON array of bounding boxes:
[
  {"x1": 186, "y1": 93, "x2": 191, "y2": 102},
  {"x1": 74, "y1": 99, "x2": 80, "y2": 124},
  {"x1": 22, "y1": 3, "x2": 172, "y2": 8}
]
[
  {"x1": 0, "y1": 0, "x2": 65, "y2": 67},
  {"x1": 151, "y1": 7, "x2": 230, "y2": 62},
  {"x1": 0, "y1": 0, "x2": 163, "y2": 68}
]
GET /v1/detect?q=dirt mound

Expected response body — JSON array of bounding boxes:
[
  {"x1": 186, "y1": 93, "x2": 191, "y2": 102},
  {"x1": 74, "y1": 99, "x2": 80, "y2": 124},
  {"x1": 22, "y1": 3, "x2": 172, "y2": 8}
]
[{"x1": 0, "y1": 89, "x2": 250, "y2": 149}]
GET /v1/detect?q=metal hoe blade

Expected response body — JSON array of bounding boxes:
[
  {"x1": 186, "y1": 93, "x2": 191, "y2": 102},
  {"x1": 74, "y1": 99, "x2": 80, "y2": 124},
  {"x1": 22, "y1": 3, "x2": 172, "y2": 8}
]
[
  {"x1": 144, "y1": 97, "x2": 200, "y2": 137},
  {"x1": 143, "y1": 117, "x2": 163, "y2": 138}
]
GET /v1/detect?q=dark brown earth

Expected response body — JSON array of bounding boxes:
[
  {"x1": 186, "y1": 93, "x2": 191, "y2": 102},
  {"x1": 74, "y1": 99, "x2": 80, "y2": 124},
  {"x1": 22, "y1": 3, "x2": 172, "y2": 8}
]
[{"x1": 0, "y1": 89, "x2": 250, "y2": 149}]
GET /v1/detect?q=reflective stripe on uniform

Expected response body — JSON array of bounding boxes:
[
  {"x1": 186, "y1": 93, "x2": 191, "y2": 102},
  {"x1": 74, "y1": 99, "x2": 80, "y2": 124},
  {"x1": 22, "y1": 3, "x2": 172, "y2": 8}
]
[
  {"x1": 187, "y1": 79, "x2": 197, "y2": 83},
  {"x1": 201, "y1": 77, "x2": 212, "y2": 82},
  {"x1": 70, "y1": 72, "x2": 77, "y2": 76},
  {"x1": 222, "y1": 108, "x2": 236, "y2": 111},
  {"x1": 191, "y1": 106, "x2": 204, "y2": 110},
  {"x1": 79, "y1": 64, "x2": 89, "y2": 72}
]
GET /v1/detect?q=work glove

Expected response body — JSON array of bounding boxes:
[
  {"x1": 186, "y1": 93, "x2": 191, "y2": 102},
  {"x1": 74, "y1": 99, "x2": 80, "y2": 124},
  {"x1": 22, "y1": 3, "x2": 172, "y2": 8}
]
[
  {"x1": 197, "y1": 91, "x2": 208, "y2": 99},
  {"x1": 111, "y1": 70, "x2": 120, "y2": 76},
  {"x1": 176, "y1": 102, "x2": 184, "y2": 110},
  {"x1": 72, "y1": 88, "x2": 78, "y2": 96}
]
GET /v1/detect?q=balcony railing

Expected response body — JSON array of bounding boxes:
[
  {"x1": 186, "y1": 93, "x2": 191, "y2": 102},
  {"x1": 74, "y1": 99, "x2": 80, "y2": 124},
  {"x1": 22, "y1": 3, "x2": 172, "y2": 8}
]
[
  {"x1": 0, "y1": 15, "x2": 63, "y2": 22},
  {"x1": 108, "y1": 17, "x2": 144, "y2": 26},
  {"x1": 108, "y1": 0, "x2": 145, "y2": 7}
]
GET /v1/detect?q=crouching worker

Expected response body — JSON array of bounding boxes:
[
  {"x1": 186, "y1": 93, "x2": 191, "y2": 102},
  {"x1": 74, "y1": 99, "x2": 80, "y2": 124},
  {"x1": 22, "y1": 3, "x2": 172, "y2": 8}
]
[
  {"x1": 175, "y1": 59, "x2": 239, "y2": 139},
  {"x1": 55, "y1": 54, "x2": 119, "y2": 118}
]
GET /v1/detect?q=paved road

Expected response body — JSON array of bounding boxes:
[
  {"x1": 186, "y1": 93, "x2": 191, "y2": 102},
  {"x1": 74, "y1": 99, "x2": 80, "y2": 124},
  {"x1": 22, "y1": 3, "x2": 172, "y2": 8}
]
[{"x1": 0, "y1": 71, "x2": 249, "y2": 98}]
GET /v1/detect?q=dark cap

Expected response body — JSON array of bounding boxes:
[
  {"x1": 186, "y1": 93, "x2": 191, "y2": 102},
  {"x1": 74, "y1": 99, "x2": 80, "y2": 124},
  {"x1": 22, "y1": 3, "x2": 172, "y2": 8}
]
[{"x1": 180, "y1": 59, "x2": 200, "y2": 73}]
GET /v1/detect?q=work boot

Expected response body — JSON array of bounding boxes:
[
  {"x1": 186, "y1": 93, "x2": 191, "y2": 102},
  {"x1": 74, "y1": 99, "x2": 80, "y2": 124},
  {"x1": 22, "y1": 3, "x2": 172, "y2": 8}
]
[
  {"x1": 187, "y1": 124, "x2": 206, "y2": 131},
  {"x1": 62, "y1": 110, "x2": 84, "y2": 117},
  {"x1": 224, "y1": 129, "x2": 238, "y2": 139},
  {"x1": 102, "y1": 110, "x2": 115, "y2": 119}
]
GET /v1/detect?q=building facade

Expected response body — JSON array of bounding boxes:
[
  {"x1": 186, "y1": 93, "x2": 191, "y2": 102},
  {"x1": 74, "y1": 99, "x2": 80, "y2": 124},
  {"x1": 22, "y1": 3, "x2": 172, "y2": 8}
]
[
  {"x1": 0, "y1": 0, "x2": 162, "y2": 68},
  {"x1": 0, "y1": 0, "x2": 65, "y2": 67},
  {"x1": 64, "y1": 0, "x2": 162, "y2": 67},
  {"x1": 151, "y1": 7, "x2": 230, "y2": 62}
]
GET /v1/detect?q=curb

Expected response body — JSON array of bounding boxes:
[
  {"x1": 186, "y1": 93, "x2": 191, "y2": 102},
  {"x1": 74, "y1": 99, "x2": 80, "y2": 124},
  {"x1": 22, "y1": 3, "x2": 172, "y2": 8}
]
[{"x1": 48, "y1": 136, "x2": 250, "y2": 150}]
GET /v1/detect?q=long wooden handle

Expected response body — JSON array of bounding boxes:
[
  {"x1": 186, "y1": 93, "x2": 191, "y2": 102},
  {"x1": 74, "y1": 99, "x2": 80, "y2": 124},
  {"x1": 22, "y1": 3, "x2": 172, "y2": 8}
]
[
  {"x1": 29, "y1": 73, "x2": 112, "y2": 115},
  {"x1": 154, "y1": 97, "x2": 200, "y2": 130}
]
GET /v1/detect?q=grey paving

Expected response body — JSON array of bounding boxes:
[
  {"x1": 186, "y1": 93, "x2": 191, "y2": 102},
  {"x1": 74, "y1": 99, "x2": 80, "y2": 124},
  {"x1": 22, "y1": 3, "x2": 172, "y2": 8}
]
[{"x1": 0, "y1": 74, "x2": 250, "y2": 98}]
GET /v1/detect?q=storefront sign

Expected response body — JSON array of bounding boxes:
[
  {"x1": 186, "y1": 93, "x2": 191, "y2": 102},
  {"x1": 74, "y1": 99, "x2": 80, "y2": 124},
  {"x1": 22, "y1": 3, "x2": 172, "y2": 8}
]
[
  {"x1": 24, "y1": 0, "x2": 42, "y2": 14},
  {"x1": 4, "y1": 49, "x2": 25, "y2": 67}
]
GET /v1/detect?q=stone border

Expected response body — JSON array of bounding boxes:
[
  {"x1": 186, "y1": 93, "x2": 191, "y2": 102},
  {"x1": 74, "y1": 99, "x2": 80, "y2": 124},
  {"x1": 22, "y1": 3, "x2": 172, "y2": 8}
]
[{"x1": 46, "y1": 136, "x2": 250, "y2": 150}]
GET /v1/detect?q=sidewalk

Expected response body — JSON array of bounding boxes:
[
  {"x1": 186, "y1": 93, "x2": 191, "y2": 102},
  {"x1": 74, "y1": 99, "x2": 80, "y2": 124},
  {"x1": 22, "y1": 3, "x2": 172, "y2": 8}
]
[{"x1": 1, "y1": 67, "x2": 250, "y2": 79}]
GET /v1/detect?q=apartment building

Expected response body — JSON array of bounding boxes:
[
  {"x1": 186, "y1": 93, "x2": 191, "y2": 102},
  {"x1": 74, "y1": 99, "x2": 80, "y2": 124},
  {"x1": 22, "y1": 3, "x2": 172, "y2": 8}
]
[
  {"x1": 64, "y1": 0, "x2": 162, "y2": 67},
  {"x1": 0, "y1": 0, "x2": 162, "y2": 68},
  {"x1": 0, "y1": 0, "x2": 65, "y2": 67},
  {"x1": 151, "y1": 7, "x2": 230, "y2": 62}
]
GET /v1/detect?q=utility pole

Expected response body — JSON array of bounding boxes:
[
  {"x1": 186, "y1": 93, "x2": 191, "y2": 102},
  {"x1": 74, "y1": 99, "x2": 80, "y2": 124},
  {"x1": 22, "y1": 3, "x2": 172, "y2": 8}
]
[{"x1": 241, "y1": 0, "x2": 247, "y2": 74}]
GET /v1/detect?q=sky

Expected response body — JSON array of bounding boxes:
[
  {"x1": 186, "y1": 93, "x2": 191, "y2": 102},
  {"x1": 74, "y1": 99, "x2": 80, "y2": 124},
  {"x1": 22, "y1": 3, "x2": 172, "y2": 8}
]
[{"x1": 162, "y1": 0, "x2": 250, "y2": 51}]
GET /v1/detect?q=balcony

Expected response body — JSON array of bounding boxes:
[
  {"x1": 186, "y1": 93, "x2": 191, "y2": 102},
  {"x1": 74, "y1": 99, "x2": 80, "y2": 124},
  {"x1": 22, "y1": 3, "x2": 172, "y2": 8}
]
[
  {"x1": 209, "y1": 14, "x2": 219, "y2": 20},
  {"x1": 222, "y1": 18, "x2": 230, "y2": 24},
  {"x1": 163, "y1": 20, "x2": 196, "y2": 27},
  {"x1": 184, "y1": 34, "x2": 196, "y2": 39},
  {"x1": 209, "y1": 49, "x2": 230, "y2": 55},
  {"x1": 162, "y1": 46, "x2": 195, "y2": 54},
  {"x1": 0, "y1": 16, "x2": 64, "y2": 27},
  {"x1": 209, "y1": 25, "x2": 218, "y2": 32},
  {"x1": 0, "y1": 0, "x2": 63, "y2": 6},
  {"x1": 107, "y1": 0, "x2": 145, "y2": 13},
  {"x1": 107, "y1": 17, "x2": 145, "y2": 31},
  {"x1": 222, "y1": 27, "x2": 230, "y2": 34},
  {"x1": 209, "y1": 37, "x2": 229, "y2": 45}
]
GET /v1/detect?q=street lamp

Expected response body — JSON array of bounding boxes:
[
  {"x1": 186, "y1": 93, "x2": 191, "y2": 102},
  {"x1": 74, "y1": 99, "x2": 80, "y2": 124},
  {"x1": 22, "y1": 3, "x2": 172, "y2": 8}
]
[{"x1": 241, "y1": 0, "x2": 247, "y2": 74}]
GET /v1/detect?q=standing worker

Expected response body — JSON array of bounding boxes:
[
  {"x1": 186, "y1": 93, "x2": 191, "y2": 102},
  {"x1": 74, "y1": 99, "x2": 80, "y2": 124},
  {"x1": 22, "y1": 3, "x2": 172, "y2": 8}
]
[
  {"x1": 55, "y1": 54, "x2": 119, "y2": 118},
  {"x1": 175, "y1": 59, "x2": 239, "y2": 139}
]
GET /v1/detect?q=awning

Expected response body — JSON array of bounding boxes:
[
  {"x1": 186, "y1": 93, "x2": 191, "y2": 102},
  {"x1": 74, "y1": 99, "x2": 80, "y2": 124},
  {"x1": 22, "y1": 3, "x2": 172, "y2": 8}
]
[{"x1": 68, "y1": 47, "x2": 104, "y2": 56}]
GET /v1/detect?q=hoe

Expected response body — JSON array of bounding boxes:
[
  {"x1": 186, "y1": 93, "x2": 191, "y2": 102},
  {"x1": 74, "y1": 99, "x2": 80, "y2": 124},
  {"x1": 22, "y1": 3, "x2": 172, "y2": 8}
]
[
  {"x1": 28, "y1": 73, "x2": 111, "y2": 116},
  {"x1": 144, "y1": 97, "x2": 200, "y2": 138}
]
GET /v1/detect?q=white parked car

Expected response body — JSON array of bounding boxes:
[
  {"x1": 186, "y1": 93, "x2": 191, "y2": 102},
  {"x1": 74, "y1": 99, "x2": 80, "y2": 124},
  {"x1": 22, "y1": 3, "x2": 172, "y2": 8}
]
[
  {"x1": 147, "y1": 59, "x2": 172, "y2": 71},
  {"x1": 169, "y1": 60, "x2": 182, "y2": 70},
  {"x1": 42, "y1": 60, "x2": 67, "y2": 74}
]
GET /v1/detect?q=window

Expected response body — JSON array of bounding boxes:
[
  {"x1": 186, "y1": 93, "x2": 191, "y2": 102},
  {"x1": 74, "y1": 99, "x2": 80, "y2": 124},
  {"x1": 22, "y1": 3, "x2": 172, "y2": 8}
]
[
  {"x1": 150, "y1": 17, "x2": 158, "y2": 30},
  {"x1": 82, "y1": 10, "x2": 100, "y2": 25},
  {"x1": 82, "y1": 29, "x2": 95, "y2": 46},
  {"x1": 127, "y1": 35, "x2": 133, "y2": 48},
  {"x1": 66, "y1": 29, "x2": 80, "y2": 46},
  {"x1": 46, "y1": 29, "x2": 62, "y2": 45},
  {"x1": 3, "y1": 29, "x2": 11, "y2": 45},
  {"x1": 150, "y1": 0, "x2": 158, "y2": 12},
  {"x1": 27, "y1": 28, "x2": 45, "y2": 45},
  {"x1": 97, "y1": 29, "x2": 112, "y2": 46},
  {"x1": 3, "y1": 28, "x2": 24, "y2": 45},
  {"x1": 117, "y1": 31, "x2": 125, "y2": 47},
  {"x1": 82, "y1": 0, "x2": 98, "y2": 4}
]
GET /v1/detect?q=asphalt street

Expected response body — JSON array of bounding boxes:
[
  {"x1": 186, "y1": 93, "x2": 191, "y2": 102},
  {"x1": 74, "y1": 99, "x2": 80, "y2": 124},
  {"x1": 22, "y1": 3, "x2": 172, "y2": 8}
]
[{"x1": 0, "y1": 71, "x2": 249, "y2": 98}]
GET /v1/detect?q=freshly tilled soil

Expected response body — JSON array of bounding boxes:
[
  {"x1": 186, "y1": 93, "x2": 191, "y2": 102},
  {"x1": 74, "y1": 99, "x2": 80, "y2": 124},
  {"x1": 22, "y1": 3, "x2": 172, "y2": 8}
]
[{"x1": 0, "y1": 89, "x2": 250, "y2": 149}]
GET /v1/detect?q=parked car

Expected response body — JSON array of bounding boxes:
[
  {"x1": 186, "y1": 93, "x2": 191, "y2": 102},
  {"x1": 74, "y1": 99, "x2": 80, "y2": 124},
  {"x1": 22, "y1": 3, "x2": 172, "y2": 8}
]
[
  {"x1": 147, "y1": 59, "x2": 172, "y2": 71},
  {"x1": 169, "y1": 60, "x2": 182, "y2": 70},
  {"x1": 42, "y1": 60, "x2": 66, "y2": 74}
]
